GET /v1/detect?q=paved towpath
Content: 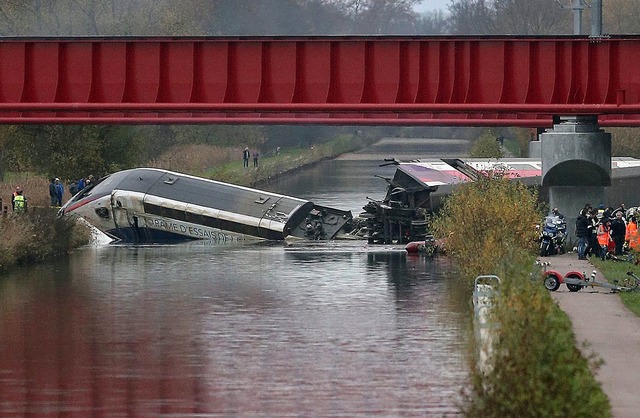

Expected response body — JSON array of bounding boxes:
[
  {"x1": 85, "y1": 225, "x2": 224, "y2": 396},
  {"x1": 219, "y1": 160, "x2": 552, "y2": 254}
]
[{"x1": 540, "y1": 253, "x2": 640, "y2": 418}]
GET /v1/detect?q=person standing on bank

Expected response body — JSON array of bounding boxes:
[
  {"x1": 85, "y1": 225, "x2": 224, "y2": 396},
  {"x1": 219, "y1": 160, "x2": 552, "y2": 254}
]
[
  {"x1": 12, "y1": 187, "x2": 26, "y2": 213},
  {"x1": 253, "y1": 150, "x2": 259, "y2": 167},
  {"x1": 586, "y1": 209, "x2": 599, "y2": 257},
  {"x1": 243, "y1": 147, "x2": 250, "y2": 168},
  {"x1": 575, "y1": 208, "x2": 589, "y2": 260},
  {"x1": 610, "y1": 211, "x2": 627, "y2": 255},
  {"x1": 597, "y1": 219, "x2": 612, "y2": 260},
  {"x1": 54, "y1": 178, "x2": 64, "y2": 207},
  {"x1": 49, "y1": 178, "x2": 57, "y2": 207}
]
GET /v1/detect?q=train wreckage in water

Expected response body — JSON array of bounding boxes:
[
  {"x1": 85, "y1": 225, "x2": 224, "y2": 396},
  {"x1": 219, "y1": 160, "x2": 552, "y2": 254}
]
[
  {"x1": 61, "y1": 158, "x2": 640, "y2": 245},
  {"x1": 59, "y1": 168, "x2": 352, "y2": 243},
  {"x1": 361, "y1": 157, "x2": 544, "y2": 245},
  {"x1": 361, "y1": 156, "x2": 640, "y2": 245},
  {"x1": 57, "y1": 160, "x2": 547, "y2": 245}
]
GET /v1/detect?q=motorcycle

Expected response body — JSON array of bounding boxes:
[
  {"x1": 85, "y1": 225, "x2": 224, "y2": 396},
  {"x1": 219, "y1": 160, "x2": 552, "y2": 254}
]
[{"x1": 539, "y1": 215, "x2": 567, "y2": 257}]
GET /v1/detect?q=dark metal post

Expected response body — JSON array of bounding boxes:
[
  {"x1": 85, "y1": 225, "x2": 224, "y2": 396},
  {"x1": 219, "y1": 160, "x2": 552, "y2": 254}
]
[{"x1": 591, "y1": 0, "x2": 603, "y2": 37}]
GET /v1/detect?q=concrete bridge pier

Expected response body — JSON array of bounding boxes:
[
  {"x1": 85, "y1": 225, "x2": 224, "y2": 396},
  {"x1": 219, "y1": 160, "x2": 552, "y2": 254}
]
[{"x1": 541, "y1": 116, "x2": 611, "y2": 243}]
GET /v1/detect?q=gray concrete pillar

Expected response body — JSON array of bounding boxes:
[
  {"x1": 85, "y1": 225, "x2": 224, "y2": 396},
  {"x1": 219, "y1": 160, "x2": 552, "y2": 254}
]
[
  {"x1": 540, "y1": 116, "x2": 611, "y2": 244},
  {"x1": 528, "y1": 140, "x2": 541, "y2": 159}
]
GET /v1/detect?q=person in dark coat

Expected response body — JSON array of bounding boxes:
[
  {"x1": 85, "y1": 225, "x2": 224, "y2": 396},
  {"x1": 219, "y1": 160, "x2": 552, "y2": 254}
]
[
  {"x1": 49, "y1": 178, "x2": 57, "y2": 207},
  {"x1": 575, "y1": 208, "x2": 590, "y2": 260},
  {"x1": 54, "y1": 178, "x2": 64, "y2": 206},
  {"x1": 242, "y1": 147, "x2": 250, "y2": 168},
  {"x1": 610, "y1": 211, "x2": 627, "y2": 255},
  {"x1": 586, "y1": 209, "x2": 599, "y2": 257}
]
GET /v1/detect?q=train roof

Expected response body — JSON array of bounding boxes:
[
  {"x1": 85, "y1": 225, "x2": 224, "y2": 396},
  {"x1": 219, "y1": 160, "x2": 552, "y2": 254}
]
[{"x1": 89, "y1": 168, "x2": 312, "y2": 221}]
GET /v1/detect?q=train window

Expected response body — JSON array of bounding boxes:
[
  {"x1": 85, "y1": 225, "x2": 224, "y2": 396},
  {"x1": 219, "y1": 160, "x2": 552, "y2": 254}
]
[{"x1": 94, "y1": 207, "x2": 110, "y2": 219}]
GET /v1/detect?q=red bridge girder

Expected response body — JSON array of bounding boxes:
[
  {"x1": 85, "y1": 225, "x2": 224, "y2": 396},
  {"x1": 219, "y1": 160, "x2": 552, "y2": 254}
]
[{"x1": 3, "y1": 35, "x2": 640, "y2": 127}]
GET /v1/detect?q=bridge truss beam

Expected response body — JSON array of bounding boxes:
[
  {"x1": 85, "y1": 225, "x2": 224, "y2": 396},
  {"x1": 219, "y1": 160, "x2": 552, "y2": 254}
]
[{"x1": 3, "y1": 36, "x2": 640, "y2": 126}]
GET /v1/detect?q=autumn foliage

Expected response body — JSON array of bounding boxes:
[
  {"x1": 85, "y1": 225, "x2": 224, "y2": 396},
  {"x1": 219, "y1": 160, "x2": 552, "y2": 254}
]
[
  {"x1": 432, "y1": 174, "x2": 610, "y2": 417},
  {"x1": 431, "y1": 173, "x2": 541, "y2": 280}
]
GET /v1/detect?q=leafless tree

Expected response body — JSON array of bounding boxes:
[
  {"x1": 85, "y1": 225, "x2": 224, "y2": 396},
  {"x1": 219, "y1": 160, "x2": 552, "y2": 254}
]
[
  {"x1": 604, "y1": 0, "x2": 640, "y2": 34},
  {"x1": 449, "y1": 0, "x2": 571, "y2": 35}
]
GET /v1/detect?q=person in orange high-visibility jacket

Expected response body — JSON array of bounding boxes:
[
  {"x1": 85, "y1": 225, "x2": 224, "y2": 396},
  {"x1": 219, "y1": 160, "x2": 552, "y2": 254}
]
[
  {"x1": 626, "y1": 216, "x2": 638, "y2": 249},
  {"x1": 597, "y1": 219, "x2": 612, "y2": 260}
]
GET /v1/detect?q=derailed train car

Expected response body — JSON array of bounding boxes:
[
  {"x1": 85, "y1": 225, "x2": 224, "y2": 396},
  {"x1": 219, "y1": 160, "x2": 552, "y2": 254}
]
[
  {"x1": 363, "y1": 156, "x2": 640, "y2": 246},
  {"x1": 361, "y1": 158, "x2": 543, "y2": 244},
  {"x1": 59, "y1": 168, "x2": 352, "y2": 243}
]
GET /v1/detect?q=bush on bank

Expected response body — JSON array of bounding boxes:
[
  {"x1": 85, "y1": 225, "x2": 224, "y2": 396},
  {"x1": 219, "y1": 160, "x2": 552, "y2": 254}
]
[
  {"x1": 0, "y1": 207, "x2": 91, "y2": 272},
  {"x1": 0, "y1": 174, "x2": 90, "y2": 273},
  {"x1": 431, "y1": 173, "x2": 541, "y2": 282},
  {"x1": 432, "y1": 175, "x2": 611, "y2": 417},
  {"x1": 464, "y1": 275, "x2": 610, "y2": 417}
]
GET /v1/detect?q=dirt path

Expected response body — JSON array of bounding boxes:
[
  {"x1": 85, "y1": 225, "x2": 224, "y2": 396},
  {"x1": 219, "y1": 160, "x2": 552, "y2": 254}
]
[{"x1": 541, "y1": 253, "x2": 640, "y2": 418}]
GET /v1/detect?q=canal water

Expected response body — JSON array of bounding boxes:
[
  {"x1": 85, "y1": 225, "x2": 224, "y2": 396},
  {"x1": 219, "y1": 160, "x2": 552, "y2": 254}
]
[{"x1": 0, "y1": 138, "x2": 471, "y2": 416}]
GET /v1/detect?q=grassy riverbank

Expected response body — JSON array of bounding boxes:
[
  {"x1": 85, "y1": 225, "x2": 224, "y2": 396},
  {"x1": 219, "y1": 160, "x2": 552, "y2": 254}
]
[
  {"x1": 201, "y1": 133, "x2": 376, "y2": 187},
  {"x1": 0, "y1": 175, "x2": 90, "y2": 272},
  {"x1": 591, "y1": 257, "x2": 640, "y2": 317},
  {"x1": 0, "y1": 207, "x2": 91, "y2": 272},
  {"x1": 0, "y1": 133, "x2": 375, "y2": 273},
  {"x1": 432, "y1": 175, "x2": 611, "y2": 417}
]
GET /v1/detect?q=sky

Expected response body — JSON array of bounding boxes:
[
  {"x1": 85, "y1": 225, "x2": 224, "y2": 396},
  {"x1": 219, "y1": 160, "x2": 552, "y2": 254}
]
[{"x1": 413, "y1": 0, "x2": 451, "y2": 14}]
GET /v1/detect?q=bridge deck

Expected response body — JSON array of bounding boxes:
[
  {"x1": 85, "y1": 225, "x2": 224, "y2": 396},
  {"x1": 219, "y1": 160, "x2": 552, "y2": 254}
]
[{"x1": 2, "y1": 35, "x2": 640, "y2": 126}]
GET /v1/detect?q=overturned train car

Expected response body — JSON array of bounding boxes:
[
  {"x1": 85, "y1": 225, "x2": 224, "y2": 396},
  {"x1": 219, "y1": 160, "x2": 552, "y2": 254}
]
[
  {"x1": 361, "y1": 158, "x2": 543, "y2": 244},
  {"x1": 59, "y1": 168, "x2": 352, "y2": 244}
]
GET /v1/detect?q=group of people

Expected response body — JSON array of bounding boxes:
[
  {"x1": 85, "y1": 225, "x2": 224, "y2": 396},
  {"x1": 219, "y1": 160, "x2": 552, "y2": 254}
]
[
  {"x1": 242, "y1": 147, "x2": 259, "y2": 168},
  {"x1": 5, "y1": 175, "x2": 96, "y2": 215},
  {"x1": 575, "y1": 203, "x2": 638, "y2": 261},
  {"x1": 49, "y1": 175, "x2": 94, "y2": 207},
  {"x1": 48, "y1": 178, "x2": 65, "y2": 207}
]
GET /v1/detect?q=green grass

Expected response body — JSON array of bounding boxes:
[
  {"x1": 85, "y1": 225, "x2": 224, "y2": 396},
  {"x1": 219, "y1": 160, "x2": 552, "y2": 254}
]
[
  {"x1": 591, "y1": 257, "x2": 640, "y2": 317},
  {"x1": 201, "y1": 134, "x2": 371, "y2": 186}
]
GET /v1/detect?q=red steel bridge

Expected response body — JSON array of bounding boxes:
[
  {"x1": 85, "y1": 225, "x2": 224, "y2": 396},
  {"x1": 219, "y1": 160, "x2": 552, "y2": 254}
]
[{"x1": 3, "y1": 35, "x2": 640, "y2": 127}]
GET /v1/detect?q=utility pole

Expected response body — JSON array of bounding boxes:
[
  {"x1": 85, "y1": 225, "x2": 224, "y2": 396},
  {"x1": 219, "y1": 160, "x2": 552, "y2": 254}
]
[
  {"x1": 557, "y1": 0, "x2": 604, "y2": 36},
  {"x1": 556, "y1": 0, "x2": 588, "y2": 35},
  {"x1": 591, "y1": 0, "x2": 603, "y2": 37}
]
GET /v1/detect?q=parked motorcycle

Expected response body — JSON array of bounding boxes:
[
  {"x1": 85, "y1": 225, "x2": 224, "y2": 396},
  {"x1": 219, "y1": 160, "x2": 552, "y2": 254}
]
[{"x1": 539, "y1": 215, "x2": 567, "y2": 257}]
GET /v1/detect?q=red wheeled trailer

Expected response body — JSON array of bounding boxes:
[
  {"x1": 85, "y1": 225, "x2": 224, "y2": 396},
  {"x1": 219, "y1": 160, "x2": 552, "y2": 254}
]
[{"x1": 543, "y1": 268, "x2": 639, "y2": 293}]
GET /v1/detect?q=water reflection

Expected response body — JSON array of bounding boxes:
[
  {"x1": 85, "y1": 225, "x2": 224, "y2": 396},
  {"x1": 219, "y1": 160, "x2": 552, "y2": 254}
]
[
  {"x1": 1, "y1": 150, "x2": 471, "y2": 416},
  {"x1": 0, "y1": 242, "x2": 468, "y2": 416}
]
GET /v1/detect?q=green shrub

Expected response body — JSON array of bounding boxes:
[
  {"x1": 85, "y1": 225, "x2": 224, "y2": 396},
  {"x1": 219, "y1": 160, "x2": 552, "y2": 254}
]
[
  {"x1": 462, "y1": 273, "x2": 610, "y2": 417},
  {"x1": 431, "y1": 174, "x2": 541, "y2": 281},
  {"x1": 469, "y1": 130, "x2": 505, "y2": 158},
  {"x1": 432, "y1": 175, "x2": 610, "y2": 417},
  {"x1": 0, "y1": 207, "x2": 90, "y2": 271}
]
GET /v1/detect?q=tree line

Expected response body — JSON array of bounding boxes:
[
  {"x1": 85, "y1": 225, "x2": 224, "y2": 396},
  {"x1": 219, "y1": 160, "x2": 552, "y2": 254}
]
[{"x1": 1, "y1": 0, "x2": 639, "y2": 37}]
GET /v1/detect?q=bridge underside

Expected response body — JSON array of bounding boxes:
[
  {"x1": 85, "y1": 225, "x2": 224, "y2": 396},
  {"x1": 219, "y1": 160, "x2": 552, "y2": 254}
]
[{"x1": 3, "y1": 36, "x2": 640, "y2": 125}]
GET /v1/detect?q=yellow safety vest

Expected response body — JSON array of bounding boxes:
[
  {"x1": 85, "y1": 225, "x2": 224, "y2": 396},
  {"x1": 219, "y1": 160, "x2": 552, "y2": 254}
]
[{"x1": 13, "y1": 194, "x2": 25, "y2": 213}]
